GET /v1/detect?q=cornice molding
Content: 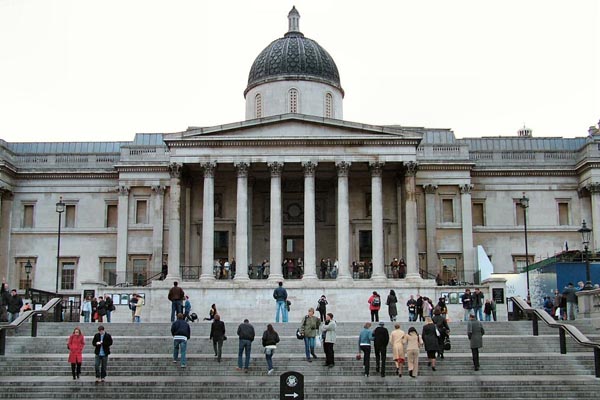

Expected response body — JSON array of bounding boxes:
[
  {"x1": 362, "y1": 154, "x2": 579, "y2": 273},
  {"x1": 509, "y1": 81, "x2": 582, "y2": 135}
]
[
  {"x1": 17, "y1": 172, "x2": 118, "y2": 180},
  {"x1": 116, "y1": 166, "x2": 170, "y2": 173},
  {"x1": 167, "y1": 139, "x2": 421, "y2": 148},
  {"x1": 418, "y1": 164, "x2": 473, "y2": 171},
  {"x1": 471, "y1": 169, "x2": 577, "y2": 177}
]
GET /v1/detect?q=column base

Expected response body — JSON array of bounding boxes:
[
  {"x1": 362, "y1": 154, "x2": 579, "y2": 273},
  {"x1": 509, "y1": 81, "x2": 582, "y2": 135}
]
[
  {"x1": 370, "y1": 273, "x2": 387, "y2": 283},
  {"x1": 199, "y1": 275, "x2": 216, "y2": 283},
  {"x1": 267, "y1": 274, "x2": 284, "y2": 283},
  {"x1": 233, "y1": 275, "x2": 250, "y2": 282},
  {"x1": 404, "y1": 273, "x2": 424, "y2": 284}
]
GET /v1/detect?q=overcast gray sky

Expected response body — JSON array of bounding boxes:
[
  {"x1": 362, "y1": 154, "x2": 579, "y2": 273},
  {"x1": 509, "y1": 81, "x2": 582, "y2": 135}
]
[{"x1": 0, "y1": 0, "x2": 598, "y2": 143}]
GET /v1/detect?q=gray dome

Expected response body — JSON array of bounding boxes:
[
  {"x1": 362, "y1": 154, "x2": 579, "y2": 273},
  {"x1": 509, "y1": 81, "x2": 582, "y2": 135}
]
[{"x1": 245, "y1": 8, "x2": 343, "y2": 96}]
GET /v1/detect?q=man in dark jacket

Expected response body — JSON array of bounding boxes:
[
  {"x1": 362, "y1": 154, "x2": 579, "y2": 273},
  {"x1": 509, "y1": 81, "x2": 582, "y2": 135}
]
[
  {"x1": 472, "y1": 288, "x2": 484, "y2": 321},
  {"x1": 562, "y1": 283, "x2": 578, "y2": 320},
  {"x1": 7, "y1": 289, "x2": 23, "y2": 323},
  {"x1": 92, "y1": 325, "x2": 113, "y2": 383},
  {"x1": 273, "y1": 281, "x2": 288, "y2": 322},
  {"x1": 171, "y1": 313, "x2": 191, "y2": 368},
  {"x1": 168, "y1": 281, "x2": 185, "y2": 322},
  {"x1": 373, "y1": 321, "x2": 389, "y2": 377},
  {"x1": 461, "y1": 289, "x2": 473, "y2": 321},
  {"x1": 210, "y1": 314, "x2": 226, "y2": 362},
  {"x1": 236, "y1": 319, "x2": 255, "y2": 372}
]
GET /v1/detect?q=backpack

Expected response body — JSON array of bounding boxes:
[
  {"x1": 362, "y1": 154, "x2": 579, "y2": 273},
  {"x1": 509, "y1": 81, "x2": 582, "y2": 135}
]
[{"x1": 372, "y1": 296, "x2": 381, "y2": 307}]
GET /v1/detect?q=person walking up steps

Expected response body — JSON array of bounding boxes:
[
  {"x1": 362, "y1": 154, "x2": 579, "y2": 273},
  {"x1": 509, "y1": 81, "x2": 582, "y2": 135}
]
[
  {"x1": 237, "y1": 318, "x2": 255, "y2": 372},
  {"x1": 273, "y1": 281, "x2": 288, "y2": 322},
  {"x1": 171, "y1": 313, "x2": 191, "y2": 368},
  {"x1": 262, "y1": 324, "x2": 280, "y2": 375}
]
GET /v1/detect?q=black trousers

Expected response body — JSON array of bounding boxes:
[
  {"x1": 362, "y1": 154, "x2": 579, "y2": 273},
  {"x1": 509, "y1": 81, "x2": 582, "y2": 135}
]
[
  {"x1": 471, "y1": 348, "x2": 480, "y2": 367},
  {"x1": 324, "y1": 342, "x2": 335, "y2": 366},
  {"x1": 370, "y1": 310, "x2": 379, "y2": 322},
  {"x1": 374, "y1": 344, "x2": 386, "y2": 375},
  {"x1": 360, "y1": 345, "x2": 371, "y2": 375}
]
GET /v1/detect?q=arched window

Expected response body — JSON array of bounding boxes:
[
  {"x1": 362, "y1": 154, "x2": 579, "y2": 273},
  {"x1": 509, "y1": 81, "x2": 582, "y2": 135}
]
[
  {"x1": 289, "y1": 88, "x2": 298, "y2": 113},
  {"x1": 325, "y1": 93, "x2": 333, "y2": 118},
  {"x1": 255, "y1": 93, "x2": 262, "y2": 118}
]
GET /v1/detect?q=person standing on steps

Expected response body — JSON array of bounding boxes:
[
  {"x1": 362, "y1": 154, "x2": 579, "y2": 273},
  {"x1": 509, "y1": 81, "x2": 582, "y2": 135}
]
[
  {"x1": 322, "y1": 313, "x2": 337, "y2": 368},
  {"x1": 67, "y1": 327, "x2": 85, "y2": 380},
  {"x1": 210, "y1": 314, "x2": 226, "y2": 362},
  {"x1": 472, "y1": 288, "x2": 484, "y2": 321},
  {"x1": 168, "y1": 281, "x2": 185, "y2": 322},
  {"x1": 104, "y1": 295, "x2": 115, "y2": 323},
  {"x1": 203, "y1": 304, "x2": 217, "y2": 321},
  {"x1": 92, "y1": 325, "x2": 113, "y2": 384},
  {"x1": 317, "y1": 295, "x2": 328, "y2": 322},
  {"x1": 467, "y1": 313, "x2": 485, "y2": 371},
  {"x1": 373, "y1": 321, "x2": 389, "y2": 377},
  {"x1": 300, "y1": 307, "x2": 321, "y2": 362},
  {"x1": 422, "y1": 316, "x2": 439, "y2": 372},
  {"x1": 368, "y1": 291, "x2": 381, "y2": 322},
  {"x1": 386, "y1": 290, "x2": 398, "y2": 322},
  {"x1": 133, "y1": 294, "x2": 144, "y2": 323},
  {"x1": 236, "y1": 318, "x2": 255, "y2": 372},
  {"x1": 273, "y1": 281, "x2": 288, "y2": 323},
  {"x1": 358, "y1": 322, "x2": 374, "y2": 377},
  {"x1": 172, "y1": 313, "x2": 191, "y2": 368},
  {"x1": 262, "y1": 324, "x2": 280, "y2": 375},
  {"x1": 184, "y1": 295, "x2": 192, "y2": 322}
]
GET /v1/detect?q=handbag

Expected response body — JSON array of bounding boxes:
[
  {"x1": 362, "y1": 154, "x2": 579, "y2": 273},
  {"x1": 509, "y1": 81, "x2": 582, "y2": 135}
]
[
  {"x1": 80, "y1": 311, "x2": 84, "y2": 317},
  {"x1": 296, "y1": 328, "x2": 305, "y2": 340},
  {"x1": 265, "y1": 344, "x2": 277, "y2": 355},
  {"x1": 444, "y1": 336, "x2": 451, "y2": 351},
  {"x1": 435, "y1": 327, "x2": 441, "y2": 337}
]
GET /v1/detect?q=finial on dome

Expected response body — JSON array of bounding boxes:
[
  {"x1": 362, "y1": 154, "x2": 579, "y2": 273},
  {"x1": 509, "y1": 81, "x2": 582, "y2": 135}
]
[{"x1": 288, "y1": 6, "x2": 301, "y2": 33}]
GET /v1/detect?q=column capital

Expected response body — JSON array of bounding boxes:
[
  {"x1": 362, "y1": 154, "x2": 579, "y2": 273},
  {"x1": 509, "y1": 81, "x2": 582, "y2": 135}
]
[
  {"x1": 169, "y1": 163, "x2": 183, "y2": 179},
  {"x1": 203, "y1": 162, "x2": 217, "y2": 178},
  {"x1": 369, "y1": 161, "x2": 385, "y2": 177},
  {"x1": 335, "y1": 161, "x2": 351, "y2": 177},
  {"x1": 235, "y1": 162, "x2": 250, "y2": 177},
  {"x1": 423, "y1": 184, "x2": 438, "y2": 194},
  {"x1": 117, "y1": 185, "x2": 129, "y2": 196},
  {"x1": 268, "y1": 161, "x2": 284, "y2": 177},
  {"x1": 151, "y1": 185, "x2": 166, "y2": 195},
  {"x1": 460, "y1": 184, "x2": 474, "y2": 194},
  {"x1": 302, "y1": 161, "x2": 318, "y2": 177},
  {"x1": 0, "y1": 186, "x2": 13, "y2": 200},
  {"x1": 586, "y1": 182, "x2": 600, "y2": 194},
  {"x1": 404, "y1": 161, "x2": 418, "y2": 176}
]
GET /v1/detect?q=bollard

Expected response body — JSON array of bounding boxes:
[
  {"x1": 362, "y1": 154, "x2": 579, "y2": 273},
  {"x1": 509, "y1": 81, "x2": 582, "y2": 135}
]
[
  {"x1": 0, "y1": 329, "x2": 6, "y2": 356},
  {"x1": 69, "y1": 300, "x2": 73, "y2": 322},
  {"x1": 31, "y1": 313, "x2": 38, "y2": 338},
  {"x1": 594, "y1": 347, "x2": 600, "y2": 378},
  {"x1": 532, "y1": 314, "x2": 539, "y2": 336},
  {"x1": 559, "y1": 328, "x2": 567, "y2": 354}
]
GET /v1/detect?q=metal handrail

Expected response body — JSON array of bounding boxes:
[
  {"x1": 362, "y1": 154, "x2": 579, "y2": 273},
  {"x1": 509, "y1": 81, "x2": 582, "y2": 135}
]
[
  {"x1": 510, "y1": 296, "x2": 600, "y2": 378},
  {"x1": 0, "y1": 297, "x2": 62, "y2": 355}
]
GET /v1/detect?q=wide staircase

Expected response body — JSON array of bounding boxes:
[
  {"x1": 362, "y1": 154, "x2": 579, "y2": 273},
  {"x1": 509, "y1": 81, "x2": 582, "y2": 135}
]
[{"x1": 0, "y1": 319, "x2": 599, "y2": 399}]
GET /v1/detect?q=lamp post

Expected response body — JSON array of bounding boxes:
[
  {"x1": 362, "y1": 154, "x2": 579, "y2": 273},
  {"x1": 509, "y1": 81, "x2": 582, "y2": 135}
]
[
  {"x1": 24, "y1": 259, "x2": 32, "y2": 298},
  {"x1": 55, "y1": 197, "x2": 65, "y2": 295},
  {"x1": 518, "y1": 193, "x2": 531, "y2": 304},
  {"x1": 578, "y1": 220, "x2": 593, "y2": 290}
]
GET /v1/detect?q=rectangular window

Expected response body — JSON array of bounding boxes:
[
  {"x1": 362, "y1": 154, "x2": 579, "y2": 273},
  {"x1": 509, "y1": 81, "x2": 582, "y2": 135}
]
[
  {"x1": 513, "y1": 255, "x2": 535, "y2": 273},
  {"x1": 102, "y1": 258, "x2": 117, "y2": 286},
  {"x1": 516, "y1": 203, "x2": 525, "y2": 225},
  {"x1": 441, "y1": 257, "x2": 461, "y2": 282},
  {"x1": 65, "y1": 204, "x2": 76, "y2": 228},
  {"x1": 132, "y1": 258, "x2": 147, "y2": 286},
  {"x1": 558, "y1": 202, "x2": 569, "y2": 226},
  {"x1": 23, "y1": 204, "x2": 34, "y2": 228},
  {"x1": 442, "y1": 199, "x2": 454, "y2": 223},
  {"x1": 106, "y1": 204, "x2": 118, "y2": 228},
  {"x1": 61, "y1": 261, "x2": 76, "y2": 290},
  {"x1": 214, "y1": 231, "x2": 229, "y2": 260},
  {"x1": 359, "y1": 230, "x2": 372, "y2": 261},
  {"x1": 136, "y1": 199, "x2": 148, "y2": 224},
  {"x1": 472, "y1": 202, "x2": 484, "y2": 226}
]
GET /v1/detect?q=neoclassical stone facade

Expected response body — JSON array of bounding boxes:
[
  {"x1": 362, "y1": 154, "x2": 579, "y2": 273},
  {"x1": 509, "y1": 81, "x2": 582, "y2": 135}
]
[{"x1": 0, "y1": 8, "x2": 598, "y2": 321}]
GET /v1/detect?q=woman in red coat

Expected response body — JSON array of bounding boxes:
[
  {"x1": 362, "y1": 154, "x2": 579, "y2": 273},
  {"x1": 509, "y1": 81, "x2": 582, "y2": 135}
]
[{"x1": 67, "y1": 327, "x2": 85, "y2": 380}]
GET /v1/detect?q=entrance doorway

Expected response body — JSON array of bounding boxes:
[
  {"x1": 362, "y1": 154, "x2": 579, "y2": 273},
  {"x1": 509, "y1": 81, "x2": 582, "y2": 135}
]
[{"x1": 283, "y1": 236, "x2": 304, "y2": 278}]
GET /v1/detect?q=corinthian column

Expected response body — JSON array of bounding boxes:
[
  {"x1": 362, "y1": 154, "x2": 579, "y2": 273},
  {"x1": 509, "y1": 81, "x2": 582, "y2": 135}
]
[
  {"x1": 460, "y1": 184, "x2": 475, "y2": 283},
  {"x1": 200, "y1": 162, "x2": 216, "y2": 281},
  {"x1": 336, "y1": 161, "x2": 351, "y2": 280},
  {"x1": 234, "y1": 162, "x2": 250, "y2": 281},
  {"x1": 404, "y1": 162, "x2": 420, "y2": 280},
  {"x1": 151, "y1": 185, "x2": 165, "y2": 275},
  {"x1": 370, "y1": 162, "x2": 386, "y2": 279},
  {"x1": 116, "y1": 185, "x2": 130, "y2": 283},
  {"x1": 587, "y1": 183, "x2": 600, "y2": 251},
  {"x1": 268, "y1": 162, "x2": 284, "y2": 281},
  {"x1": 303, "y1": 161, "x2": 318, "y2": 280},
  {"x1": 167, "y1": 163, "x2": 182, "y2": 280},
  {"x1": 423, "y1": 183, "x2": 438, "y2": 277}
]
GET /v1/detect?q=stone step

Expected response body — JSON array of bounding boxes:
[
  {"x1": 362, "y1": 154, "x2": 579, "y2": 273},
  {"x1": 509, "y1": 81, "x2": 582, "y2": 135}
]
[{"x1": 0, "y1": 376, "x2": 599, "y2": 399}]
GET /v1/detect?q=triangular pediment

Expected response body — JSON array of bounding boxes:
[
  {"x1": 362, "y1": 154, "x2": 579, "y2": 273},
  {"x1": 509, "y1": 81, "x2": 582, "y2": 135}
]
[{"x1": 163, "y1": 114, "x2": 422, "y2": 143}]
